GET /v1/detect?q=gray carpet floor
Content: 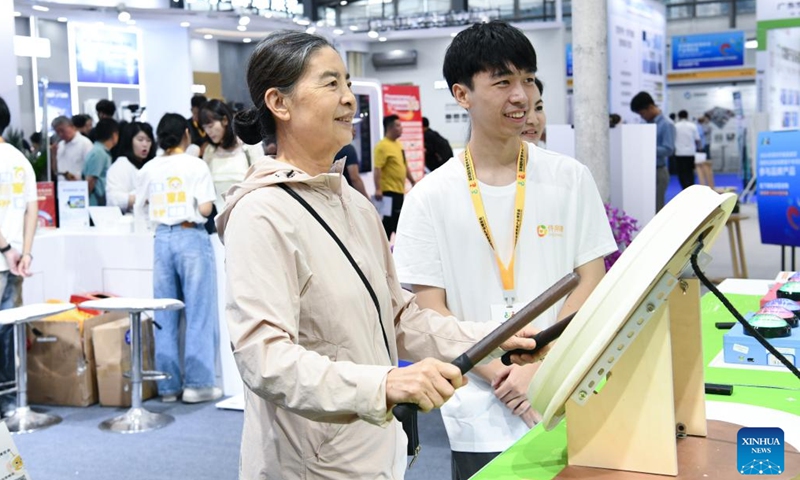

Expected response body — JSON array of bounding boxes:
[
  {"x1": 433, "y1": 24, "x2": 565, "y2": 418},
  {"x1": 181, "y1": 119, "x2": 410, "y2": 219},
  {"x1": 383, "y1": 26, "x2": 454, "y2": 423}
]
[{"x1": 14, "y1": 399, "x2": 453, "y2": 480}]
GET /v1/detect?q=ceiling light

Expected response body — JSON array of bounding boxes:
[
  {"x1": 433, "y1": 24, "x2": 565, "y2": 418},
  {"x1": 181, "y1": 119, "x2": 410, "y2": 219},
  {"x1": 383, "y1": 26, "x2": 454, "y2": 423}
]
[
  {"x1": 450, "y1": 32, "x2": 457, "y2": 37},
  {"x1": 348, "y1": 25, "x2": 358, "y2": 31},
  {"x1": 333, "y1": 28, "x2": 344, "y2": 35},
  {"x1": 57, "y1": 17, "x2": 68, "y2": 23},
  {"x1": 367, "y1": 30, "x2": 379, "y2": 38},
  {"x1": 745, "y1": 39, "x2": 758, "y2": 49},
  {"x1": 204, "y1": 34, "x2": 213, "y2": 40},
  {"x1": 263, "y1": 11, "x2": 273, "y2": 18},
  {"x1": 180, "y1": 21, "x2": 190, "y2": 27},
  {"x1": 378, "y1": 36, "x2": 387, "y2": 42},
  {"x1": 306, "y1": 26, "x2": 316, "y2": 34},
  {"x1": 118, "y1": 11, "x2": 131, "y2": 22},
  {"x1": 13, "y1": 12, "x2": 21, "y2": 17},
  {"x1": 239, "y1": 15, "x2": 250, "y2": 26},
  {"x1": 237, "y1": 25, "x2": 247, "y2": 31},
  {"x1": 32, "y1": 5, "x2": 49, "y2": 12},
  {"x1": 243, "y1": 38, "x2": 252, "y2": 43},
  {"x1": 340, "y1": 0, "x2": 348, "y2": 4},
  {"x1": 296, "y1": 18, "x2": 310, "y2": 26},
  {"x1": 16, "y1": 76, "x2": 23, "y2": 86}
]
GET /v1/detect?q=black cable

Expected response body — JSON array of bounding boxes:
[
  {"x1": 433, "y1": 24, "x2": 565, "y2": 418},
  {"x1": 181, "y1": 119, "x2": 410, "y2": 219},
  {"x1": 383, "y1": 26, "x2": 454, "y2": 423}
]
[{"x1": 690, "y1": 243, "x2": 800, "y2": 383}]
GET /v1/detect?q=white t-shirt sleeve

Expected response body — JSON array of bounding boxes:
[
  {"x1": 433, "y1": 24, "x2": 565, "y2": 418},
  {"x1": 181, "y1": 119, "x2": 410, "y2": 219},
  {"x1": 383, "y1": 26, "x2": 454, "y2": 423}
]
[
  {"x1": 22, "y1": 161, "x2": 37, "y2": 203},
  {"x1": 106, "y1": 159, "x2": 131, "y2": 210},
  {"x1": 574, "y1": 164, "x2": 618, "y2": 268},
  {"x1": 194, "y1": 162, "x2": 217, "y2": 206},
  {"x1": 393, "y1": 189, "x2": 446, "y2": 289}
]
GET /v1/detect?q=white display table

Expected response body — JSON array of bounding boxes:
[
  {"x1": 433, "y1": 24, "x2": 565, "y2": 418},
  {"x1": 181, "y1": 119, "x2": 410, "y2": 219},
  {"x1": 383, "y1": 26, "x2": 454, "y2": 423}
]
[{"x1": 24, "y1": 228, "x2": 243, "y2": 397}]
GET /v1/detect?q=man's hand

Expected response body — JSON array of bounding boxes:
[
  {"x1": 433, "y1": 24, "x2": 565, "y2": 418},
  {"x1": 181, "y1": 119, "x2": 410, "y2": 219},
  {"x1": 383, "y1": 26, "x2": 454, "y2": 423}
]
[
  {"x1": 64, "y1": 172, "x2": 77, "y2": 181},
  {"x1": 17, "y1": 254, "x2": 32, "y2": 277},
  {"x1": 492, "y1": 363, "x2": 541, "y2": 428},
  {"x1": 386, "y1": 358, "x2": 466, "y2": 413},
  {"x1": 374, "y1": 190, "x2": 383, "y2": 201},
  {"x1": 3, "y1": 249, "x2": 20, "y2": 276}
]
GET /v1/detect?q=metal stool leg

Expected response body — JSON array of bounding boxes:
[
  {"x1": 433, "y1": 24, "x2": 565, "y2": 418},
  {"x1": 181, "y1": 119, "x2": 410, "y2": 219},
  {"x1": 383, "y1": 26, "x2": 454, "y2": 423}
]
[
  {"x1": 4, "y1": 322, "x2": 62, "y2": 434},
  {"x1": 99, "y1": 312, "x2": 173, "y2": 433}
]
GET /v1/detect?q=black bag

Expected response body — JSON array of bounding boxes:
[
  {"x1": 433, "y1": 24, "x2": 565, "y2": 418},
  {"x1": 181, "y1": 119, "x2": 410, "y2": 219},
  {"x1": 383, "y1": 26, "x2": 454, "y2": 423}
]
[{"x1": 276, "y1": 183, "x2": 421, "y2": 459}]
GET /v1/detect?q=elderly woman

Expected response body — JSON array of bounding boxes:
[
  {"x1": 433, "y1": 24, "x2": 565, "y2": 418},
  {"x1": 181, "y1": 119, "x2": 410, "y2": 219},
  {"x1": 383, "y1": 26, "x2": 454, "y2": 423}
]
[{"x1": 215, "y1": 31, "x2": 539, "y2": 479}]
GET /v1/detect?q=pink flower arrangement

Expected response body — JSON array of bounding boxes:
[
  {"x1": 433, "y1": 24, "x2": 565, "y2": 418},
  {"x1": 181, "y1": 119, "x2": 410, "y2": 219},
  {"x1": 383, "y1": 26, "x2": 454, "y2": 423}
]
[{"x1": 604, "y1": 203, "x2": 639, "y2": 271}]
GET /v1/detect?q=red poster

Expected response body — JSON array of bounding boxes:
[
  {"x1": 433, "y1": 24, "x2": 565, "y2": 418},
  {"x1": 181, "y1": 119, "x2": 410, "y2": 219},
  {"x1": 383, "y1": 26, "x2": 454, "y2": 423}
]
[
  {"x1": 381, "y1": 85, "x2": 425, "y2": 184},
  {"x1": 37, "y1": 182, "x2": 56, "y2": 227}
]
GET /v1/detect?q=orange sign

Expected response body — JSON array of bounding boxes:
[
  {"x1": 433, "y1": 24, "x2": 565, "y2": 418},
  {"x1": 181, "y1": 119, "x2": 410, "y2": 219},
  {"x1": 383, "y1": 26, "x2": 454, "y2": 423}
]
[{"x1": 382, "y1": 85, "x2": 425, "y2": 183}]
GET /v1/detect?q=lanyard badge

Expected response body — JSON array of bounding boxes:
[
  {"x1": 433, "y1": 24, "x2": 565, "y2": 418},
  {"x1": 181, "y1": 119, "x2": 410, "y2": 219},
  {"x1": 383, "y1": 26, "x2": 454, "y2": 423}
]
[{"x1": 464, "y1": 142, "x2": 527, "y2": 307}]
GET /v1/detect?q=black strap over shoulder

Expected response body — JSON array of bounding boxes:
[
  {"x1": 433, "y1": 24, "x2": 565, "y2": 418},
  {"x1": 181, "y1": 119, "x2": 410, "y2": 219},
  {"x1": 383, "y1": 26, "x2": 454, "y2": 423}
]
[{"x1": 277, "y1": 183, "x2": 392, "y2": 362}]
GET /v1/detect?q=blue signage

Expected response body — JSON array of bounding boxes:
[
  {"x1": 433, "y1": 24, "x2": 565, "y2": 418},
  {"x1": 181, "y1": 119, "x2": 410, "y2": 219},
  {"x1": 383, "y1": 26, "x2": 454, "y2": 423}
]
[
  {"x1": 38, "y1": 82, "x2": 72, "y2": 133},
  {"x1": 671, "y1": 31, "x2": 745, "y2": 70},
  {"x1": 757, "y1": 131, "x2": 800, "y2": 247},
  {"x1": 74, "y1": 28, "x2": 140, "y2": 85},
  {"x1": 737, "y1": 428, "x2": 784, "y2": 475},
  {"x1": 566, "y1": 43, "x2": 573, "y2": 77}
]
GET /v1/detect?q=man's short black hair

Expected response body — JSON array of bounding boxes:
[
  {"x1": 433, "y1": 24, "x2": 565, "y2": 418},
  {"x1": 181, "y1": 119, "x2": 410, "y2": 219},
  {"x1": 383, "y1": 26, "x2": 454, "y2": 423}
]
[
  {"x1": 678, "y1": 110, "x2": 689, "y2": 119},
  {"x1": 95, "y1": 99, "x2": 116, "y2": 117},
  {"x1": 443, "y1": 21, "x2": 537, "y2": 93},
  {"x1": 191, "y1": 95, "x2": 208, "y2": 109},
  {"x1": 0, "y1": 96, "x2": 9, "y2": 134},
  {"x1": 94, "y1": 118, "x2": 119, "y2": 142},
  {"x1": 629, "y1": 91, "x2": 655, "y2": 113},
  {"x1": 72, "y1": 114, "x2": 91, "y2": 129},
  {"x1": 422, "y1": 117, "x2": 430, "y2": 129},
  {"x1": 383, "y1": 115, "x2": 400, "y2": 131}
]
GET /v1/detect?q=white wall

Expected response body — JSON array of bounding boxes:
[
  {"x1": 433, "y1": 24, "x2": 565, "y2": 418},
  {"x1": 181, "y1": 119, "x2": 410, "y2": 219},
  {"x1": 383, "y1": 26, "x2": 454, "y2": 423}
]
[
  {"x1": 1, "y1": 1, "x2": 22, "y2": 134},
  {"x1": 190, "y1": 38, "x2": 220, "y2": 73},
  {"x1": 139, "y1": 21, "x2": 193, "y2": 122},
  {"x1": 364, "y1": 25, "x2": 567, "y2": 149}
]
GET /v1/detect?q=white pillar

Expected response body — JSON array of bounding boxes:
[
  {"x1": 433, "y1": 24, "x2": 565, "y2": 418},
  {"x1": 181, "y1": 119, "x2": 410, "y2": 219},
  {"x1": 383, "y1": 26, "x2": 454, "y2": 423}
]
[
  {"x1": 572, "y1": 0, "x2": 610, "y2": 202},
  {"x1": 0, "y1": 3, "x2": 21, "y2": 133}
]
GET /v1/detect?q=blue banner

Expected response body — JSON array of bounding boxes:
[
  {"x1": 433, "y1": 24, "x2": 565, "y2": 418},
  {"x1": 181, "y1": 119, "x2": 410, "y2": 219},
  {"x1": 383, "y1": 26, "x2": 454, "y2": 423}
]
[
  {"x1": 74, "y1": 28, "x2": 140, "y2": 85},
  {"x1": 38, "y1": 82, "x2": 71, "y2": 133},
  {"x1": 671, "y1": 31, "x2": 745, "y2": 70},
  {"x1": 757, "y1": 131, "x2": 800, "y2": 247},
  {"x1": 566, "y1": 43, "x2": 573, "y2": 77}
]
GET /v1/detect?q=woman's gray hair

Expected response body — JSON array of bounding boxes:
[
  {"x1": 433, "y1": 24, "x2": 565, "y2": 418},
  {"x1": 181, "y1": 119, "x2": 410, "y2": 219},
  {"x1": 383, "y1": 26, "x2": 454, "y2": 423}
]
[{"x1": 233, "y1": 31, "x2": 333, "y2": 144}]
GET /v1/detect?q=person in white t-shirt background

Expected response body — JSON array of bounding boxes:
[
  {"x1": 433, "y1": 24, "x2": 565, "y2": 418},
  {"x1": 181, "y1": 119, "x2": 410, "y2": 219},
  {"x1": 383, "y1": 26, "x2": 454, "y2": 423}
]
[
  {"x1": 51, "y1": 116, "x2": 92, "y2": 181},
  {"x1": 0, "y1": 96, "x2": 39, "y2": 415},
  {"x1": 674, "y1": 110, "x2": 701, "y2": 190},
  {"x1": 393, "y1": 21, "x2": 617, "y2": 480},
  {"x1": 134, "y1": 113, "x2": 221, "y2": 404},
  {"x1": 106, "y1": 122, "x2": 156, "y2": 213}
]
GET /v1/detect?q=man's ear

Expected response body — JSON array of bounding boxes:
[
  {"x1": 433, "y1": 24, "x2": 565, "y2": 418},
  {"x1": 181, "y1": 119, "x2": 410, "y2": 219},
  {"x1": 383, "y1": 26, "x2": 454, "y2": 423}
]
[
  {"x1": 265, "y1": 88, "x2": 290, "y2": 123},
  {"x1": 452, "y1": 83, "x2": 471, "y2": 110}
]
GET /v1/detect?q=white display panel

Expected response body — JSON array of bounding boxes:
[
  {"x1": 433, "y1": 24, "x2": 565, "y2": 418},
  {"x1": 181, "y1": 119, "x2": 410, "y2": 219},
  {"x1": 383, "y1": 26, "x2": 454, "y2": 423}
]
[
  {"x1": 608, "y1": 0, "x2": 667, "y2": 124},
  {"x1": 766, "y1": 28, "x2": 800, "y2": 131}
]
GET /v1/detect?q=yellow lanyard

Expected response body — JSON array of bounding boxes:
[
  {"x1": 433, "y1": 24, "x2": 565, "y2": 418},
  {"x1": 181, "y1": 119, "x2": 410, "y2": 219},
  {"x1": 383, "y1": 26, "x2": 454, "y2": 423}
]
[{"x1": 464, "y1": 142, "x2": 527, "y2": 307}]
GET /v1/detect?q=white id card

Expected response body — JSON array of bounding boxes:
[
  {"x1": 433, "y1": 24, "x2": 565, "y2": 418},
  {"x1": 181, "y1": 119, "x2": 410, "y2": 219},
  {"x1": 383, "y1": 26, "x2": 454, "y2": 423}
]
[{"x1": 490, "y1": 302, "x2": 527, "y2": 323}]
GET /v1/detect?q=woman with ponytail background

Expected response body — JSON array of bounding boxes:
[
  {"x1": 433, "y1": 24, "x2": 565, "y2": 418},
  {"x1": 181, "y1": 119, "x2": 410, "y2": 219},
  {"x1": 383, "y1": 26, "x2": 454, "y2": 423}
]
[
  {"x1": 134, "y1": 113, "x2": 221, "y2": 404},
  {"x1": 214, "y1": 30, "x2": 539, "y2": 479}
]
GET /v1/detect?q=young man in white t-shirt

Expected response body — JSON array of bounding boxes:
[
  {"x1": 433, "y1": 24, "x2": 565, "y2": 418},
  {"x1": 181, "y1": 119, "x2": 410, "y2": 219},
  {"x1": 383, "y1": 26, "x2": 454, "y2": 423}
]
[
  {"x1": 393, "y1": 21, "x2": 617, "y2": 479},
  {"x1": 0, "y1": 97, "x2": 39, "y2": 415}
]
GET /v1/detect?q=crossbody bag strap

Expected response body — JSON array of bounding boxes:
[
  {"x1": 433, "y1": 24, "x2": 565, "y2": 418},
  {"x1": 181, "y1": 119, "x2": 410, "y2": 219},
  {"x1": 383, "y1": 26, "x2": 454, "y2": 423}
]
[{"x1": 277, "y1": 183, "x2": 393, "y2": 362}]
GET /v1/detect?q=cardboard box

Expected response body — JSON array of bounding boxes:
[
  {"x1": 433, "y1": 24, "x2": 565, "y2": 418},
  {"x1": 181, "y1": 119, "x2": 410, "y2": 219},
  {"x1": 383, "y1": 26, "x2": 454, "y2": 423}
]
[
  {"x1": 93, "y1": 317, "x2": 157, "y2": 407},
  {"x1": 27, "y1": 310, "x2": 126, "y2": 407}
]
